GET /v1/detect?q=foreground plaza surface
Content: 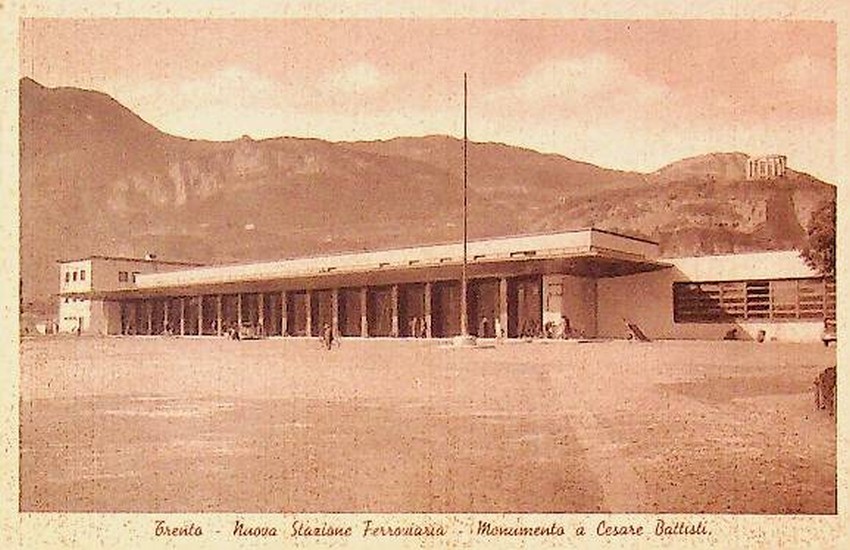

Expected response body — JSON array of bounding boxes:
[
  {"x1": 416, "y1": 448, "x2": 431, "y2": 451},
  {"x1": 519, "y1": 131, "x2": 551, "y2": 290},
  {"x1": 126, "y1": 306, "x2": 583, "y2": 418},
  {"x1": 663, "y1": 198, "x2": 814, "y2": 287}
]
[{"x1": 20, "y1": 337, "x2": 836, "y2": 514}]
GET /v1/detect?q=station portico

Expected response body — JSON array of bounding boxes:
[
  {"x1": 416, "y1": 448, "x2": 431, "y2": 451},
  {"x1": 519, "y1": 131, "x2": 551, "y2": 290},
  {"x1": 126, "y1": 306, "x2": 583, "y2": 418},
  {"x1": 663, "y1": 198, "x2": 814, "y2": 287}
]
[{"x1": 62, "y1": 229, "x2": 664, "y2": 339}]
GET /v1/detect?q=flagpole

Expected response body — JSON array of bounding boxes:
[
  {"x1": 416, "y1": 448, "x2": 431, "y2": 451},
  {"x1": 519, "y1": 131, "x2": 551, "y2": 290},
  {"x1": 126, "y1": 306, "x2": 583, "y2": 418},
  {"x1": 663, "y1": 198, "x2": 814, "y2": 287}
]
[{"x1": 461, "y1": 72, "x2": 469, "y2": 338}]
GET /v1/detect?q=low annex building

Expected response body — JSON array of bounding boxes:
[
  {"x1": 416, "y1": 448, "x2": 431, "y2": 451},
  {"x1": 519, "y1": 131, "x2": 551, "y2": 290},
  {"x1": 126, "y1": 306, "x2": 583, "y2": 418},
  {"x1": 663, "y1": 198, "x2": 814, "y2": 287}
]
[{"x1": 57, "y1": 228, "x2": 835, "y2": 342}]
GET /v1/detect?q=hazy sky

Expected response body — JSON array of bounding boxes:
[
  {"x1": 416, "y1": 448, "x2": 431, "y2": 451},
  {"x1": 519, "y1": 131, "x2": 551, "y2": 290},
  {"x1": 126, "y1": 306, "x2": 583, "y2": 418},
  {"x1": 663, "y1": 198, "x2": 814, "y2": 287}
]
[{"x1": 20, "y1": 18, "x2": 837, "y2": 182}]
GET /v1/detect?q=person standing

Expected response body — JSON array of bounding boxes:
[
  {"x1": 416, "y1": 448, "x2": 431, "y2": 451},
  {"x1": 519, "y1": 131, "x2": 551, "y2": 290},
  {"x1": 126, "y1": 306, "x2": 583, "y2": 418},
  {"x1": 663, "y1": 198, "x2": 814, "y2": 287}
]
[
  {"x1": 478, "y1": 316, "x2": 489, "y2": 338},
  {"x1": 560, "y1": 315, "x2": 571, "y2": 339},
  {"x1": 321, "y1": 322, "x2": 334, "y2": 350}
]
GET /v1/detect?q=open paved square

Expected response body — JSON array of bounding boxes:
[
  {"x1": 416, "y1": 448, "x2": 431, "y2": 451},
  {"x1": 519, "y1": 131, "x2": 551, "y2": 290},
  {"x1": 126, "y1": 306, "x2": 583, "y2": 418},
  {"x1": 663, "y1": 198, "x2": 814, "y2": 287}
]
[{"x1": 19, "y1": 336, "x2": 836, "y2": 513}]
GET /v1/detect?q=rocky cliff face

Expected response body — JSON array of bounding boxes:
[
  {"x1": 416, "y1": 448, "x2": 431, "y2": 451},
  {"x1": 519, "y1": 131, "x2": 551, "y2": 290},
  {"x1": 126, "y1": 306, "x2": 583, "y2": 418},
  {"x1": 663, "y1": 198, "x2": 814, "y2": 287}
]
[{"x1": 19, "y1": 78, "x2": 835, "y2": 307}]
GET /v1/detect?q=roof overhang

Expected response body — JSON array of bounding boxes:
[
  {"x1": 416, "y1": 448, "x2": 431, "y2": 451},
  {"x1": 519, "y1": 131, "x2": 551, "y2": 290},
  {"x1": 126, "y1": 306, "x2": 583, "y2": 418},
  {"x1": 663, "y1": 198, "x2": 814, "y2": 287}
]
[
  {"x1": 77, "y1": 251, "x2": 668, "y2": 301},
  {"x1": 59, "y1": 229, "x2": 667, "y2": 300}
]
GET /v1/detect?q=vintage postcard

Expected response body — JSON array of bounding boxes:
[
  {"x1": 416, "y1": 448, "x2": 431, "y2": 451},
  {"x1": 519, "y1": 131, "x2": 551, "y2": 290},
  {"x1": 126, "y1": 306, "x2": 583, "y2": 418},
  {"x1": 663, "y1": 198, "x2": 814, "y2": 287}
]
[{"x1": 2, "y1": 1, "x2": 847, "y2": 548}]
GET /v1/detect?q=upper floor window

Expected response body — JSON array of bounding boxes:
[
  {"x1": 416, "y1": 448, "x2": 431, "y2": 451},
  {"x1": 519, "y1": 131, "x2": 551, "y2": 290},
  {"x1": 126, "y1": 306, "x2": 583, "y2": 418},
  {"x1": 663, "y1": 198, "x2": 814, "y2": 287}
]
[
  {"x1": 80, "y1": 270, "x2": 86, "y2": 281},
  {"x1": 118, "y1": 271, "x2": 128, "y2": 283},
  {"x1": 65, "y1": 272, "x2": 70, "y2": 283},
  {"x1": 72, "y1": 271, "x2": 78, "y2": 281},
  {"x1": 132, "y1": 272, "x2": 141, "y2": 283}
]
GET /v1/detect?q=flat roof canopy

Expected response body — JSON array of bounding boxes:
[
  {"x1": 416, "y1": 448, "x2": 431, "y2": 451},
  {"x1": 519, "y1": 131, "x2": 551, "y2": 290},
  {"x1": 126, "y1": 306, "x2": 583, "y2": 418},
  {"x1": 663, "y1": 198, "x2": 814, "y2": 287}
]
[{"x1": 78, "y1": 229, "x2": 669, "y2": 300}]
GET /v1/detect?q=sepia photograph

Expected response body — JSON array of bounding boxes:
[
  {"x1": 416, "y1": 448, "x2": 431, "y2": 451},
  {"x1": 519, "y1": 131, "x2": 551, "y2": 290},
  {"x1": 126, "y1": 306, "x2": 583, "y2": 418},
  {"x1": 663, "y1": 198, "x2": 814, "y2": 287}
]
[{"x1": 10, "y1": 8, "x2": 842, "y2": 544}]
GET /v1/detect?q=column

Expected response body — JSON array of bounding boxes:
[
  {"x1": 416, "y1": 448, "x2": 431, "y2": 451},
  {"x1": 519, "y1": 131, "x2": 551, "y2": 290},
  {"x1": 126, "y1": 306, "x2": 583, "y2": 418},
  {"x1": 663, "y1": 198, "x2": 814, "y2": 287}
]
[
  {"x1": 119, "y1": 302, "x2": 127, "y2": 335},
  {"x1": 237, "y1": 293, "x2": 242, "y2": 328},
  {"x1": 179, "y1": 297, "x2": 185, "y2": 336},
  {"x1": 499, "y1": 277, "x2": 509, "y2": 339},
  {"x1": 331, "y1": 288, "x2": 340, "y2": 337},
  {"x1": 216, "y1": 295, "x2": 222, "y2": 336},
  {"x1": 197, "y1": 296, "x2": 203, "y2": 335},
  {"x1": 146, "y1": 300, "x2": 153, "y2": 335},
  {"x1": 163, "y1": 299, "x2": 169, "y2": 334},
  {"x1": 258, "y1": 293, "x2": 265, "y2": 334},
  {"x1": 461, "y1": 277, "x2": 469, "y2": 336},
  {"x1": 795, "y1": 279, "x2": 801, "y2": 318},
  {"x1": 281, "y1": 291, "x2": 288, "y2": 336},
  {"x1": 128, "y1": 302, "x2": 136, "y2": 334},
  {"x1": 305, "y1": 290, "x2": 313, "y2": 337},
  {"x1": 424, "y1": 282, "x2": 433, "y2": 338},
  {"x1": 360, "y1": 287, "x2": 369, "y2": 337},
  {"x1": 391, "y1": 284, "x2": 399, "y2": 337}
]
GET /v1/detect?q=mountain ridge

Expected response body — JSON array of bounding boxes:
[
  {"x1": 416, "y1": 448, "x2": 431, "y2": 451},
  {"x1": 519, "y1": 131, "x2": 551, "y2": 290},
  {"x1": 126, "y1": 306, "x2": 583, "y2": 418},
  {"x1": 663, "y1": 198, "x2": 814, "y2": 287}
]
[{"x1": 19, "y1": 78, "x2": 835, "y2": 309}]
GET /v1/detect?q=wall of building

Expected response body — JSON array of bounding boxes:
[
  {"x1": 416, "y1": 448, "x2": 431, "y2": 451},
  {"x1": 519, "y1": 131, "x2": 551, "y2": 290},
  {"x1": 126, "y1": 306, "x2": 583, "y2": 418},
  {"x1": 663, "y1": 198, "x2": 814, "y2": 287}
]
[
  {"x1": 597, "y1": 251, "x2": 826, "y2": 342},
  {"x1": 60, "y1": 260, "x2": 93, "y2": 294},
  {"x1": 59, "y1": 257, "x2": 197, "y2": 334},
  {"x1": 542, "y1": 275, "x2": 598, "y2": 338},
  {"x1": 542, "y1": 275, "x2": 562, "y2": 326},
  {"x1": 90, "y1": 257, "x2": 189, "y2": 292},
  {"x1": 58, "y1": 258, "x2": 91, "y2": 332},
  {"x1": 58, "y1": 298, "x2": 91, "y2": 333},
  {"x1": 668, "y1": 250, "x2": 816, "y2": 282},
  {"x1": 562, "y1": 275, "x2": 598, "y2": 338},
  {"x1": 90, "y1": 300, "x2": 122, "y2": 335}
]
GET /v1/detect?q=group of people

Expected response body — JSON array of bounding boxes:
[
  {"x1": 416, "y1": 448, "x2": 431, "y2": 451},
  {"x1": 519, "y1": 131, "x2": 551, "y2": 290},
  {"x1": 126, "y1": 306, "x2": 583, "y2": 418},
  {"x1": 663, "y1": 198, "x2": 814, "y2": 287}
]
[
  {"x1": 226, "y1": 322, "x2": 265, "y2": 340},
  {"x1": 128, "y1": 315, "x2": 580, "y2": 344},
  {"x1": 479, "y1": 315, "x2": 575, "y2": 340},
  {"x1": 525, "y1": 316, "x2": 574, "y2": 340}
]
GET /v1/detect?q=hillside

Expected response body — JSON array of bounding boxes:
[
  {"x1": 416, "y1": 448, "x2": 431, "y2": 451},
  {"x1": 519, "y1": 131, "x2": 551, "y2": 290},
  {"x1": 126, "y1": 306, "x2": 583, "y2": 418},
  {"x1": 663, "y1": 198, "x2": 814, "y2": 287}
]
[{"x1": 19, "y1": 78, "x2": 835, "y2": 309}]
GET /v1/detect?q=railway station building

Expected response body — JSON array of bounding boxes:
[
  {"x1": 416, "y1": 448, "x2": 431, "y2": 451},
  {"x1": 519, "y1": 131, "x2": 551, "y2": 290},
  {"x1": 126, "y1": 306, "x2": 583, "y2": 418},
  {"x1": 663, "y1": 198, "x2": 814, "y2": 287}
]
[{"x1": 57, "y1": 228, "x2": 835, "y2": 342}]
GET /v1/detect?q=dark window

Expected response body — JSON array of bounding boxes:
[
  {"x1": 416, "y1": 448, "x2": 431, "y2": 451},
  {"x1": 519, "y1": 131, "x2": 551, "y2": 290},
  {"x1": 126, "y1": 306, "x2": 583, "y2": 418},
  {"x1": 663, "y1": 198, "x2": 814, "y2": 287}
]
[
  {"x1": 65, "y1": 272, "x2": 70, "y2": 283},
  {"x1": 673, "y1": 278, "x2": 834, "y2": 323},
  {"x1": 80, "y1": 270, "x2": 86, "y2": 281},
  {"x1": 132, "y1": 272, "x2": 141, "y2": 283},
  {"x1": 118, "y1": 271, "x2": 128, "y2": 282},
  {"x1": 72, "y1": 271, "x2": 78, "y2": 281}
]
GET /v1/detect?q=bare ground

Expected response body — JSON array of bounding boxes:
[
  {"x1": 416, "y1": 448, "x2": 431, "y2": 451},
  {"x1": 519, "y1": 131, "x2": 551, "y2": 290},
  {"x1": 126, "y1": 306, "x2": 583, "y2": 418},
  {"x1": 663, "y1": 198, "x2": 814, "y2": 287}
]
[{"x1": 18, "y1": 336, "x2": 836, "y2": 513}]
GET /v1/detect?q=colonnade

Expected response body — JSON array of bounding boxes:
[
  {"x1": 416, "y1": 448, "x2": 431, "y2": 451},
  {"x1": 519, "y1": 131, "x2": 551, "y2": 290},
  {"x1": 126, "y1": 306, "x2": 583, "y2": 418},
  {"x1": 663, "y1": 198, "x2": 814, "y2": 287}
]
[{"x1": 116, "y1": 275, "x2": 543, "y2": 339}]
